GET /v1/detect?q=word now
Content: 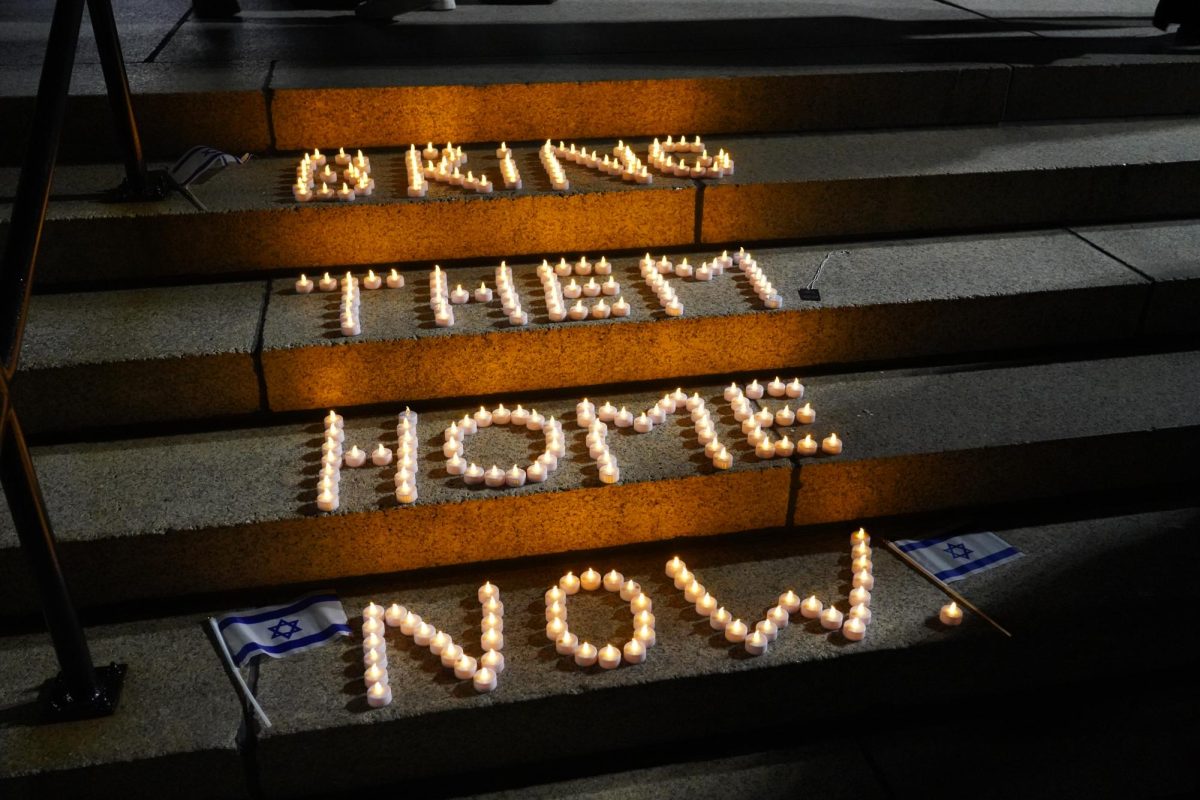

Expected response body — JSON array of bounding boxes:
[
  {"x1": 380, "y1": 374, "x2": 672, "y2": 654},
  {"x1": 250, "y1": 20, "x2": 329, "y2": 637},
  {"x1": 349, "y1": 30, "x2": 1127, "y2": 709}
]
[{"x1": 360, "y1": 532, "x2": 875, "y2": 704}]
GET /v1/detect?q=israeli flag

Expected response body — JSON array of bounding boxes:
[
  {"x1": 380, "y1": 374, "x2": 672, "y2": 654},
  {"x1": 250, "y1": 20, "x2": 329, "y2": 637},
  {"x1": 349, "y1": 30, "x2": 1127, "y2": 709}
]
[
  {"x1": 893, "y1": 531, "x2": 1023, "y2": 583},
  {"x1": 214, "y1": 591, "x2": 350, "y2": 667}
]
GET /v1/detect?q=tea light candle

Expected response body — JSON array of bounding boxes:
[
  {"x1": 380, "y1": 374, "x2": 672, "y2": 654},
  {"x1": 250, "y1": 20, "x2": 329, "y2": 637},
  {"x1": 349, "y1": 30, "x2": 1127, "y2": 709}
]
[
  {"x1": 710, "y1": 606, "x2": 732, "y2": 630},
  {"x1": 362, "y1": 269, "x2": 382, "y2": 290},
  {"x1": 363, "y1": 664, "x2": 387, "y2": 689},
  {"x1": 559, "y1": 572, "x2": 581, "y2": 594},
  {"x1": 800, "y1": 595, "x2": 823, "y2": 618},
  {"x1": 673, "y1": 567, "x2": 694, "y2": 590},
  {"x1": 852, "y1": 556, "x2": 873, "y2": 574},
  {"x1": 724, "y1": 619, "x2": 749, "y2": 643},
  {"x1": 492, "y1": 404, "x2": 512, "y2": 425},
  {"x1": 428, "y1": 631, "x2": 452, "y2": 655},
  {"x1": 398, "y1": 612, "x2": 420, "y2": 636},
  {"x1": 366, "y1": 681, "x2": 392, "y2": 708},
  {"x1": 481, "y1": 629, "x2": 504, "y2": 651},
  {"x1": 574, "y1": 641, "x2": 598, "y2": 667},
  {"x1": 344, "y1": 446, "x2": 367, "y2": 468},
  {"x1": 767, "y1": 376, "x2": 787, "y2": 397},
  {"x1": 849, "y1": 587, "x2": 872, "y2": 608},
  {"x1": 623, "y1": 639, "x2": 647, "y2": 664},
  {"x1": 939, "y1": 601, "x2": 964, "y2": 626},
  {"x1": 755, "y1": 618, "x2": 779, "y2": 642},
  {"x1": 776, "y1": 436, "x2": 795, "y2": 457},
  {"x1": 713, "y1": 447, "x2": 732, "y2": 469},
  {"x1": 744, "y1": 380, "x2": 764, "y2": 400},
  {"x1": 414, "y1": 622, "x2": 435, "y2": 646},
  {"x1": 775, "y1": 405, "x2": 796, "y2": 426},
  {"x1": 820, "y1": 607, "x2": 844, "y2": 630},
  {"x1": 482, "y1": 612, "x2": 504, "y2": 632},
  {"x1": 665, "y1": 556, "x2": 686, "y2": 578},
  {"x1": 695, "y1": 593, "x2": 718, "y2": 616},
  {"x1": 797, "y1": 435, "x2": 819, "y2": 456},
  {"x1": 384, "y1": 603, "x2": 406, "y2": 627},
  {"x1": 684, "y1": 580, "x2": 706, "y2": 604},
  {"x1": 505, "y1": 464, "x2": 527, "y2": 487},
  {"x1": 545, "y1": 601, "x2": 568, "y2": 622},
  {"x1": 602, "y1": 570, "x2": 625, "y2": 592},
  {"x1": 371, "y1": 444, "x2": 393, "y2": 466},
  {"x1": 386, "y1": 268, "x2": 405, "y2": 289},
  {"x1": 822, "y1": 433, "x2": 843, "y2": 454},
  {"x1": 440, "y1": 643, "x2": 464, "y2": 668},
  {"x1": 619, "y1": 579, "x2": 641, "y2": 601},
  {"x1": 478, "y1": 582, "x2": 499, "y2": 603},
  {"x1": 852, "y1": 542, "x2": 871, "y2": 559},
  {"x1": 362, "y1": 617, "x2": 384, "y2": 637},
  {"x1": 364, "y1": 648, "x2": 387, "y2": 670},
  {"x1": 546, "y1": 618, "x2": 567, "y2": 641},
  {"x1": 481, "y1": 649, "x2": 505, "y2": 674},
  {"x1": 581, "y1": 568, "x2": 602, "y2": 591},
  {"x1": 294, "y1": 274, "x2": 314, "y2": 293},
  {"x1": 849, "y1": 603, "x2": 872, "y2": 626},
  {"x1": 795, "y1": 403, "x2": 815, "y2": 425},
  {"x1": 598, "y1": 644, "x2": 622, "y2": 670},
  {"x1": 777, "y1": 590, "x2": 801, "y2": 614},
  {"x1": 555, "y1": 630, "x2": 579, "y2": 654},
  {"x1": 545, "y1": 586, "x2": 565, "y2": 605},
  {"x1": 853, "y1": 570, "x2": 875, "y2": 591},
  {"x1": 463, "y1": 463, "x2": 485, "y2": 485},
  {"x1": 454, "y1": 655, "x2": 477, "y2": 680},
  {"x1": 634, "y1": 624, "x2": 656, "y2": 647},
  {"x1": 336, "y1": 182, "x2": 356, "y2": 202},
  {"x1": 767, "y1": 605, "x2": 790, "y2": 628},
  {"x1": 484, "y1": 465, "x2": 506, "y2": 488},
  {"x1": 843, "y1": 617, "x2": 867, "y2": 641},
  {"x1": 744, "y1": 630, "x2": 769, "y2": 655}
]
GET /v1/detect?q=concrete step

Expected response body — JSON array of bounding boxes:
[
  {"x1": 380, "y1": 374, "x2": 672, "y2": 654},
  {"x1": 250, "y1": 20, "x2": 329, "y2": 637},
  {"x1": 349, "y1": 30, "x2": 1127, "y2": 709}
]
[
  {"x1": 2, "y1": 350, "x2": 1198, "y2": 614},
  {"x1": 17, "y1": 228, "x2": 1170, "y2": 431},
  {"x1": 3, "y1": 503, "x2": 1193, "y2": 798},
  {"x1": 8, "y1": 118, "x2": 1200, "y2": 285}
]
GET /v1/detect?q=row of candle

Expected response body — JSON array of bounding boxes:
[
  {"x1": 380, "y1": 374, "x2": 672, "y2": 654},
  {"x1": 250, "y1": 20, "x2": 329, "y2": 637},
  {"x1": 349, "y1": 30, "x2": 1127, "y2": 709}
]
[
  {"x1": 499, "y1": 151, "x2": 522, "y2": 190},
  {"x1": 445, "y1": 405, "x2": 566, "y2": 486},
  {"x1": 584, "y1": 417, "x2": 622, "y2": 484},
  {"x1": 429, "y1": 264, "x2": 455, "y2": 328},
  {"x1": 733, "y1": 378, "x2": 843, "y2": 457},
  {"x1": 421, "y1": 141, "x2": 467, "y2": 167},
  {"x1": 638, "y1": 254, "x2": 684, "y2": 316},
  {"x1": 294, "y1": 148, "x2": 373, "y2": 202},
  {"x1": 361, "y1": 583, "x2": 505, "y2": 705},
  {"x1": 295, "y1": 269, "x2": 405, "y2": 294},
  {"x1": 549, "y1": 140, "x2": 653, "y2": 184},
  {"x1": 546, "y1": 569, "x2": 653, "y2": 668},
  {"x1": 648, "y1": 136, "x2": 735, "y2": 179},
  {"x1": 339, "y1": 272, "x2": 361, "y2": 337},
  {"x1": 539, "y1": 141, "x2": 570, "y2": 191},
  {"x1": 404, "y1": 145, "x2": 428, "y2": 198},
  {"x1": 496, "y1": 261, "x2": 528, "y2": 326},
  {"x1": 422, "y1": 157, "x2": 495, "y2": 194},
  {"x1": 536, "y1": 259, "x2": 629, "y2": 322},
  {"x1": 395, "y1": 408, "x2": 419, "y2": 504},
  {"x1": 737, "y1": 252, "x2": 783, "y2": 309},
  {"x1": 316, "y1": 409, "x2": 344, "y2": 512},
  {"x1": 547, "y1": 255, "x2": 615, "y2": 277}
]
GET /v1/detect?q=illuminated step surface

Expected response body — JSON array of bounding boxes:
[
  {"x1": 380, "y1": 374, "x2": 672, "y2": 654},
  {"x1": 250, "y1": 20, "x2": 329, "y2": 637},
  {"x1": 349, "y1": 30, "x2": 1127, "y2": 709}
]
[
  {"x1": 1, "y1": 506, "x2": 1193, "y2": 797},
  {"x1": 2, "y1": 351, "x2": 1198, "y2": 613},
  {"x1": 17, "y1": 228, "x2": 1163, "y2": 431},
  {"x1": 7, "y1": 119, "x2": 1200, "y2": 284}
]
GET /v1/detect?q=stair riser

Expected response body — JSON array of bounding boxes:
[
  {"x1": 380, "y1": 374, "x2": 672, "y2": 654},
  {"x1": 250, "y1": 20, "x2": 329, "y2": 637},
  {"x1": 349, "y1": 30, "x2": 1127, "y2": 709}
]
[{"x1": 3, "y1": 426, "x2": 1193, "y2": 615}]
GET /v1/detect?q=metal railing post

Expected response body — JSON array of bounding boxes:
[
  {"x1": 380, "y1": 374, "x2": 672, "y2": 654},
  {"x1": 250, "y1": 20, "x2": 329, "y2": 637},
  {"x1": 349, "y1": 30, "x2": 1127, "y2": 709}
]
[{"x1": 0, "y1": 0, "x2": 126, "y2": 721}]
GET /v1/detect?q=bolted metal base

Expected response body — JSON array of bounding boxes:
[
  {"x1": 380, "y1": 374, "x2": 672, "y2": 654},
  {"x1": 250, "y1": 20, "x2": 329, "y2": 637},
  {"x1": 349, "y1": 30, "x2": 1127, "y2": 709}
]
[
  {"x1": 106, "y1": 169, "x2": 171, "y2": 203},
  {"x1": 39, "y1": 662, "x2": 127, "y2": 723}
]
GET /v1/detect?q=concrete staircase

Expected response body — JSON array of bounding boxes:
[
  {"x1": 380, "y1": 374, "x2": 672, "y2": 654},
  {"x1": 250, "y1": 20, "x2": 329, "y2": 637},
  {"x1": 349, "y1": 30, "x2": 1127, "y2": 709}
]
[{"x1": 2, "y1": 3, "x2": 1199, "y2": 797}]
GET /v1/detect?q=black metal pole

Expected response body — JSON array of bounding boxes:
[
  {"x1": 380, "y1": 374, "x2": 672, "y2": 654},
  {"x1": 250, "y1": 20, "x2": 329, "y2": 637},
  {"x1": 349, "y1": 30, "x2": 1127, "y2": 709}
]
[
  {"x1": 86, "y1": 0, "x2": 163, "y2": 199},
  {"x1": 0, "y1": 0, "x2": 86, "y2": 374},
  {"x1": 0, "y1": 0, "x2": 124, "y2": 721}
]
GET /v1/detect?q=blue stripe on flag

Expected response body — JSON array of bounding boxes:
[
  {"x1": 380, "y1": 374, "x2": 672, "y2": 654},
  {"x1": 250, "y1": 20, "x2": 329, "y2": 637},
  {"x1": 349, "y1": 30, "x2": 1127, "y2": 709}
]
[
  {"x1": 218, "y1": 593, "x2": 339, "y2": 631},
  {"x1": 933, "y1": 547, "x2": 1021, "y2": 582},
  {"x1": 231, "y1": 622, "x2": 351, "y2": 666},
  {"x1": 897, "y1": 534, "x2": 954, "y2": 553}
]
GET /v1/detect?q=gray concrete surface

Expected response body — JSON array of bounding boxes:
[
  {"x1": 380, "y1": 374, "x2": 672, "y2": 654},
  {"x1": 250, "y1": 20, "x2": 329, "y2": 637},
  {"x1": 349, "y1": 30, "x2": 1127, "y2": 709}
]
[
  {"x1": 0, "y1": 351, "x2": 1197, "y2": 613},
  {"x1": 701, "y1": 119, "x2": 1200, "y2": 243},
  {"x1": 252, "y1": 506, "x2": 1200, "y2": 796},
  {"x1": 15, "y1": 281, "x2": 265, "y2": 432},
  {"x1": 1074, "y1": 219, "x2": 1200, "y2": 336},
  {"x1": 0, "y1": 614, "x2": 245, "y2": 799},
  {"x1": 261, "y1": 231, "x2": 1149, "y2": 411}
]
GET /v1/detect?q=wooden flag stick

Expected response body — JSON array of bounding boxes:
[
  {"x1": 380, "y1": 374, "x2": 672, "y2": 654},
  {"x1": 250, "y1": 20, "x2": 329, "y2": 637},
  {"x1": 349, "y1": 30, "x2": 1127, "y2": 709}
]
[
  {"x1": 881, "y1": 538, "x2": 1013, "y2": 638},
  {"x1": 208, "y1": 617, "x2": 273, "y2": 728}
]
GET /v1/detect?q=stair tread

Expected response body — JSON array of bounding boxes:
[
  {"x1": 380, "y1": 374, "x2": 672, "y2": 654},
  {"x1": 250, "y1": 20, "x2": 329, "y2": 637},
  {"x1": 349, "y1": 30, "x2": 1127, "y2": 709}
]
[
  {"x1": 2, "y1": 351, "x2": 1197, "y2": 611},
  {"x1": 0, "y1": 613, "x2": 244, "y2": 797},
  {"x1": 249, "y1": 505, "x2": 1197, "y2": 794}
]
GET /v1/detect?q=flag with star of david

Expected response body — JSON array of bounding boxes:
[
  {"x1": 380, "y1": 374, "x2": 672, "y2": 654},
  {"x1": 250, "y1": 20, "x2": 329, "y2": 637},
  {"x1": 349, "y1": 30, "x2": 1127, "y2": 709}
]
[
  {"x1": 215, "y1": 591, "x2": 350, "y2": 666},
  {"x1": 893, "y1": 531, "x2": 1023, "y2": 583}
]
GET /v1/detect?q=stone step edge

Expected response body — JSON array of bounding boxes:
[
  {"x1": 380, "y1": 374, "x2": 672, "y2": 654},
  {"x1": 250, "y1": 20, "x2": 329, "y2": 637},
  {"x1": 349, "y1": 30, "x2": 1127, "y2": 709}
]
[
  {"x1": 5, "y1": 55, "x2": 1200, "y2": 163},
  {"x1": 3, "y1": 352, "x2": 1198, "y2": 613}
]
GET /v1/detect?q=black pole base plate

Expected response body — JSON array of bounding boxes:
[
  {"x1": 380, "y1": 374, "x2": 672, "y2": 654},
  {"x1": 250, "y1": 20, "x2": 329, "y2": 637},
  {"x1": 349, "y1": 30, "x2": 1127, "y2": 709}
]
[{"x1": 38, "y1": 662, "x2": 127, "y2": 723}]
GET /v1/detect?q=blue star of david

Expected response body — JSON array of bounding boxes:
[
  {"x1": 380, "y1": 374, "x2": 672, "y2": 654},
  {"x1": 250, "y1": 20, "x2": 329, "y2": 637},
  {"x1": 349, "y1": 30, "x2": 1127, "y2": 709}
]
[
  {"x1": 944, "y1": 541, "x2": 973, "y2": 560},
  {"x1": 268, "y1": 618, "x2": 302, "y2": 640}
]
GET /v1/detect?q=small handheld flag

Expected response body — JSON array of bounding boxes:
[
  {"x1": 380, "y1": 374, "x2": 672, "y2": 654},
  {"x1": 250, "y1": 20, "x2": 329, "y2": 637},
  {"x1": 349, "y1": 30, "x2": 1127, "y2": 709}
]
[
  {"x1": 891, "y1": 531, "x2": 1022, "y2": 584},
  {"x1": 208, "y1": 591, "x2": 351, "y2": 728}
]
